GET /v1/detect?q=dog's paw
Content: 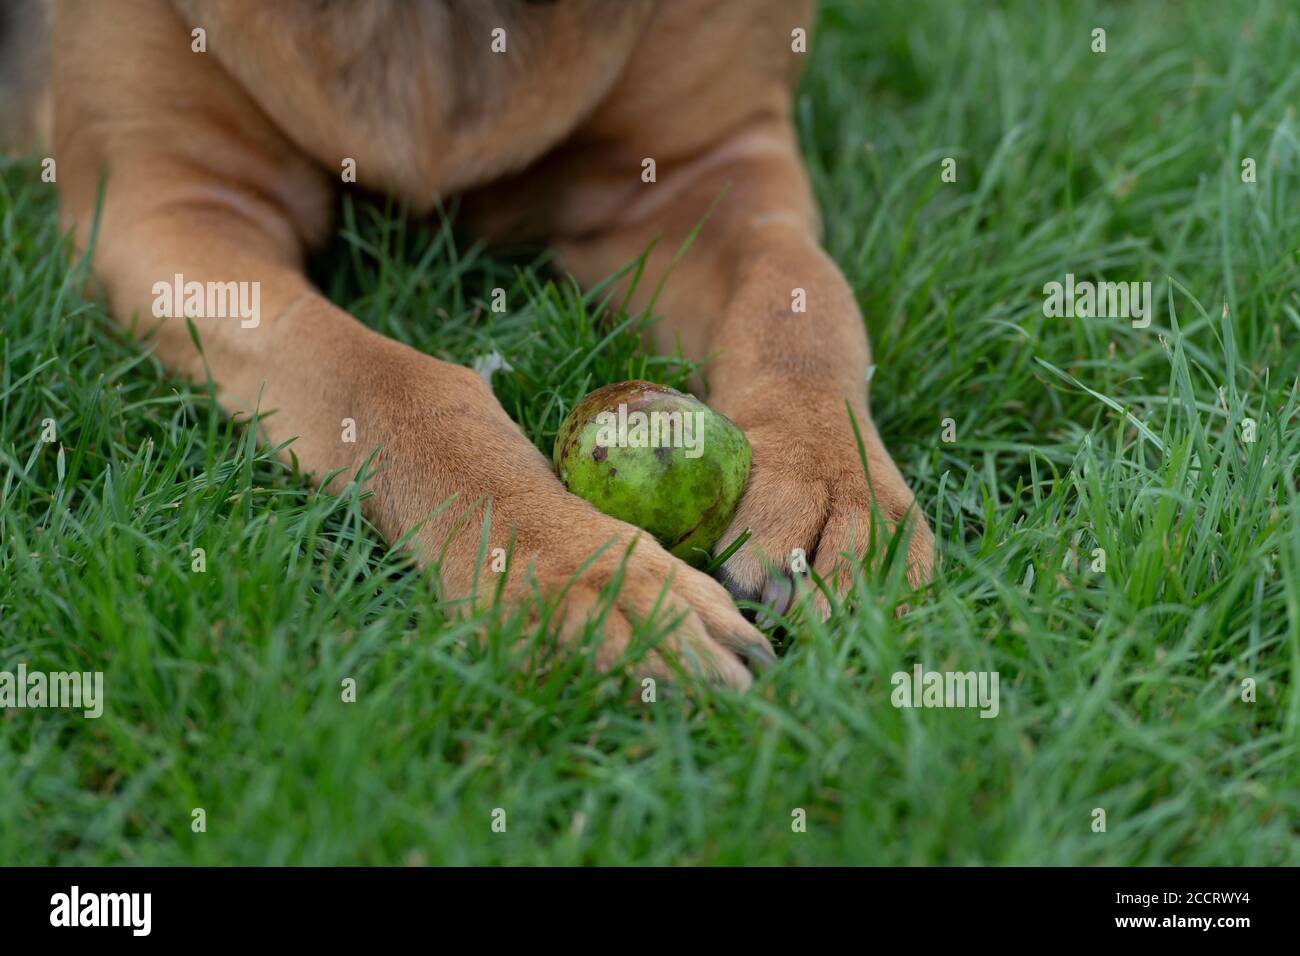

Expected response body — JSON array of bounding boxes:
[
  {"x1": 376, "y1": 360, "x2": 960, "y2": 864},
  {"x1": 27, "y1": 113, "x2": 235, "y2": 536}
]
[
  {"x1": 368, "y1": 363, "x2": 773, "y2": 689},
  {"x1": 451, "y1": 500, "x2": 776, "y2": 690},
  {"x1": 714, "y1": 398, "x2": 934, "y2": 620}
]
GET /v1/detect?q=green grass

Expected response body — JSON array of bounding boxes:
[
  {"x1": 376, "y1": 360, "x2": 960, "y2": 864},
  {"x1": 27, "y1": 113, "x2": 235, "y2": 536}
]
[{"x1": 2, "y1": 0, "x2": 1298, "y2": 865}]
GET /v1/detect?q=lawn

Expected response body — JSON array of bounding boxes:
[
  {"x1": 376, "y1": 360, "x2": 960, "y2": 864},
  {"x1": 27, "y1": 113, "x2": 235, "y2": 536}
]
[{"x1": 1, "y1": 0, "x2": 1297, "y2": 865}]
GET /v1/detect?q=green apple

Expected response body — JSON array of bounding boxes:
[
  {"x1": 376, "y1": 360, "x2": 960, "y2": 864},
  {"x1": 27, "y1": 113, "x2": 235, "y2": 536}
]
[{"x1": 553, "y1": 380, "x2": 751, "y2": 567}]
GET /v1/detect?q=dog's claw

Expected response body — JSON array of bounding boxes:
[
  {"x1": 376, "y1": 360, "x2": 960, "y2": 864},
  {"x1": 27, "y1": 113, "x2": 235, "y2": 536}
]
[
  {"x1": 739, "y1": 636, "x2": 777, "y2": 672},
  {"x1": 717, "y1": 567, "x2": 751, "y2": 602},
  {"x1": 761, "y1": 574, "x2": 794, "y2": 617}
]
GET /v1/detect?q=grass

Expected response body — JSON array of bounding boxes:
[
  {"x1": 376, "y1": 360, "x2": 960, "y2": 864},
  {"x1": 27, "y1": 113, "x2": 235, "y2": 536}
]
[{"x1": 2, "y1": 0, "x2": 1298, "y2": 865}]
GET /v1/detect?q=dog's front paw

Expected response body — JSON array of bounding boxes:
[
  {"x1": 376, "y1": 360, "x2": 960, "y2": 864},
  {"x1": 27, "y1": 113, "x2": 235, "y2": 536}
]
[
  {"x1": 714, "y1": 397, "x2": 934, "y2": 620},
  {"x1": 536, "y1": 520, "x2": 776, "y2": 689},
  {"x1": 367, "y1": 361, "x2": 774, "y2": 689},
  {"x1": 443, "y1": 495, "x2": 776, "y2": 690}
]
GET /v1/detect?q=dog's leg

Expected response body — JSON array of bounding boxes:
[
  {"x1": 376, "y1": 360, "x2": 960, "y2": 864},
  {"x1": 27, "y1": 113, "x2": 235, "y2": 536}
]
[
  {"x1": 50, "y1": 0, "x2": 771, "y2": 686},
  {"x1": 545, "y1": 110, "x2": 936, "y2": 618}
]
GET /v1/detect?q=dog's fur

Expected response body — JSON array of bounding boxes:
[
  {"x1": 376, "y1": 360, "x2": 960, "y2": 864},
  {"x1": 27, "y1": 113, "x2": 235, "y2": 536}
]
[{"x1": 11, "y1": 0, "x2": 934, "y2": 688}]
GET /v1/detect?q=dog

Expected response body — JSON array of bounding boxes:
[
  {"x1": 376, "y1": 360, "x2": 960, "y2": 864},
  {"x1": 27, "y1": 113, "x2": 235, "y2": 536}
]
[{"x1": 5, "y1": 0, "x2": 934, "y2": 689}]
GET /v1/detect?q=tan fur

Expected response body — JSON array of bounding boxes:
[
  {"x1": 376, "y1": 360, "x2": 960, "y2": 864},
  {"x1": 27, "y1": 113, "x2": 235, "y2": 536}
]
[{"x1": 50, "y1": 0, "x2": 933, "y2": 686}]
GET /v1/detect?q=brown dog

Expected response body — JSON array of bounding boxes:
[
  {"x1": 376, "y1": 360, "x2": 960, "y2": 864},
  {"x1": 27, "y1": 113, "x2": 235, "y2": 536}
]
[{"x1": 13, "y1": 0, "x2": 933, "y2": 688}]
